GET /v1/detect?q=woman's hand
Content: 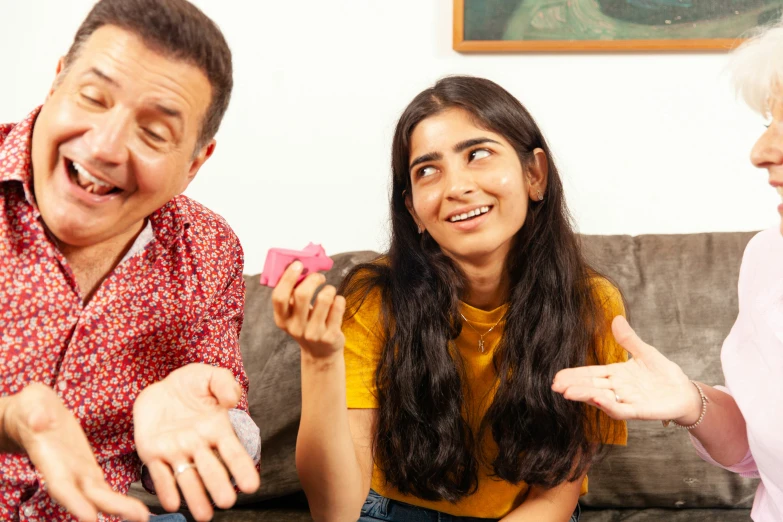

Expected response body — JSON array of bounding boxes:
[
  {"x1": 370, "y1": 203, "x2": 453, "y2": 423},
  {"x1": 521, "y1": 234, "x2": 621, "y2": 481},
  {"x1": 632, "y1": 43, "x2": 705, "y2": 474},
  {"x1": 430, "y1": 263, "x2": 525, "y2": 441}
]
[
  {"x1": 271, "y1": 261, "x2": 346, "y2": 359},
  {"x1": 552, "y1": 316, "x2": 702, "y2": 425}
]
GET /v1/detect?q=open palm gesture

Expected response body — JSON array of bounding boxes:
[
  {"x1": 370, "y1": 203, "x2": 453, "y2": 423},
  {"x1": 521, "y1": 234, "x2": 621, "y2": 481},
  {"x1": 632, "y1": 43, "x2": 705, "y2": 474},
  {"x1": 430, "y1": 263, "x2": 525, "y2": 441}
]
[
  {"x1": 133, "y1": 364, "x2": 260, "y2": 521},
  {"x1": 4, "y1": 383, "x2": 149, "y2": 522},
  {"x1": 552, "y1": 316, "x2": 702, "y2": 424}
]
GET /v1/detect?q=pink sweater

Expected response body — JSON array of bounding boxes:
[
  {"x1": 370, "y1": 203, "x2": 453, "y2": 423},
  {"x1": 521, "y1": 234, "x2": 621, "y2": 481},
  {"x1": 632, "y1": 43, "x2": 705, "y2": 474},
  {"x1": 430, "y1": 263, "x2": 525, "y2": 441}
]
[{"x1": 691, "y1": 228, "x2": 783, "y2": 521}]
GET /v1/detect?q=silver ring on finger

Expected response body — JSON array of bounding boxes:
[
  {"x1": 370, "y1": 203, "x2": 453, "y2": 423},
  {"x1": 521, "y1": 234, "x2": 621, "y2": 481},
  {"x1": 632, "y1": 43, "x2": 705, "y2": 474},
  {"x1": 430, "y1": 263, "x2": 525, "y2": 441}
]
[
  {"x1": 615, "y1": 392, "x2": 622, "y2": 403},
  {"x1": 173, "y1": 462, "x2": 197, "y2": 477}
]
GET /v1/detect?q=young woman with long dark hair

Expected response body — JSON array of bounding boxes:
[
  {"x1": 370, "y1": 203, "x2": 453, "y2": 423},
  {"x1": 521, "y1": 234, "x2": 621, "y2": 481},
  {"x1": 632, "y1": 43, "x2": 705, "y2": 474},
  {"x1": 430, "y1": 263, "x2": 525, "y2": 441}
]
[{"x1": 273, "y1": 76, "x2": 627, "y2": 522}]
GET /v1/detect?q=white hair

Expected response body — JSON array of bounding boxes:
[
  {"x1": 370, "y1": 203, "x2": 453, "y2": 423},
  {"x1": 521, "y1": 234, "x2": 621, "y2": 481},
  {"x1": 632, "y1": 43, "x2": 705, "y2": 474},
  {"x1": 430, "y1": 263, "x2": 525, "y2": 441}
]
[{"x1": 730, "y1": 18, "x2": 783, "y2": 116}]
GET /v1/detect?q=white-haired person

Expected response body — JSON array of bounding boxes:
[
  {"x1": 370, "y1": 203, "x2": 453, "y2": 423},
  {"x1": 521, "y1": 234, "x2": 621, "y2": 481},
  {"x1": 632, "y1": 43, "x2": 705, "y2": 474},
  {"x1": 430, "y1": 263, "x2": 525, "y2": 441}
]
[{"x1": 551, "y1": 20, "x2": 783, "y2": 522}]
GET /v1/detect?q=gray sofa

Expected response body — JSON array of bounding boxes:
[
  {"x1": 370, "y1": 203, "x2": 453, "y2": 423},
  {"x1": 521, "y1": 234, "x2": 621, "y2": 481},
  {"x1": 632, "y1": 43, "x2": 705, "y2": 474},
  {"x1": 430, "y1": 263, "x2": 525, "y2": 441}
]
[{"x1": 131, "y1": 231, "x2": 761, "y2": 521}]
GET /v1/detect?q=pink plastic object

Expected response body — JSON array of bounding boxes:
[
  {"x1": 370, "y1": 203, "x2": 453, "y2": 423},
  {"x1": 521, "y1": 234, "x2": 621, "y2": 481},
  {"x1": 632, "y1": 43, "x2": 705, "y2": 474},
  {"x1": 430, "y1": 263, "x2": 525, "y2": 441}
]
[{"x1": 259, "y1": 243, "x2": 334, "y2": 288}]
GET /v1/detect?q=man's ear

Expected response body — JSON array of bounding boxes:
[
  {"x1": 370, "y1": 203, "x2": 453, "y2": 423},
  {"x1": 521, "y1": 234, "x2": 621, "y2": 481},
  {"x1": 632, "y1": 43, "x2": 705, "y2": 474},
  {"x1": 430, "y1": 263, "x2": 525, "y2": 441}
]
[
  {"x1": 526, "y1": 148, "x2": 549, "y2": 200},
  {"x1": 48, "y1": 57, "x2": 67, "y2": 99},
  {"x1": 403, "y1": 190, "x2": 425, "y2": 233},
  {"x1": 180, "y1": 139, "x2": 216, "y2": 193}
]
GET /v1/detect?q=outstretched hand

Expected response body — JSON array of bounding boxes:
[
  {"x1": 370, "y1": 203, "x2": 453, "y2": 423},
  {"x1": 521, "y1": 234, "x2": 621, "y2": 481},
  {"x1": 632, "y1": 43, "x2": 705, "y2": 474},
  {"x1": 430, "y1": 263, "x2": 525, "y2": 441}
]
[
  {"x1": 133, "y1": 364, "x2": 260, "y2": 522},
  {"x1": 551, "y1": 316, "x2": 702, "y2": 424},
  {"x1": 2, "y1": 383, "x2": 149, "y2": 522}
]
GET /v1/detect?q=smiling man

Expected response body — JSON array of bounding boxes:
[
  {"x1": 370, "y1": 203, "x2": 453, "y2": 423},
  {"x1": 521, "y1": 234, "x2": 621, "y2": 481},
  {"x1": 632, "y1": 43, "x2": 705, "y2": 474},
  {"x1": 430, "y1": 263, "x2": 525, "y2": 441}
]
[{"x1": 0, "y1": 1, "x2": 260, "y2": 520}]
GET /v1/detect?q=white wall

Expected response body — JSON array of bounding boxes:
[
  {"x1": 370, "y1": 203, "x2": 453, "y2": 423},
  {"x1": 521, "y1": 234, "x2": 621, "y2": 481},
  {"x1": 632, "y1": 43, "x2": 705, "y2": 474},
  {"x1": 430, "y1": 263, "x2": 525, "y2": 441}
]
[{"x1": 1, "y1": 1, "x2": 776, "y2": 273}]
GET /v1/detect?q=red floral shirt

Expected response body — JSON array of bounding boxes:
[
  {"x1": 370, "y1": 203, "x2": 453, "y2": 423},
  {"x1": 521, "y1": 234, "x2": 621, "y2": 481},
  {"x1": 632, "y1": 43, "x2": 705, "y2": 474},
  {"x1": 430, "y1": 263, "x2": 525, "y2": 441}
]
[{"x1": 0, "y1": 108, "x2": 249, "y2": 521}]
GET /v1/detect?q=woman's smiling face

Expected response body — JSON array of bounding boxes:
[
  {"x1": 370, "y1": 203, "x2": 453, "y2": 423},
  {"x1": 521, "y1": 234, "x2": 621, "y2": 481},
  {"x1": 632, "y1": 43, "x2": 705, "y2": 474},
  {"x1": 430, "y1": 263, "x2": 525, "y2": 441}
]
[{"x1": 406, "y1": 107, "x2": 547, "y2": 265}]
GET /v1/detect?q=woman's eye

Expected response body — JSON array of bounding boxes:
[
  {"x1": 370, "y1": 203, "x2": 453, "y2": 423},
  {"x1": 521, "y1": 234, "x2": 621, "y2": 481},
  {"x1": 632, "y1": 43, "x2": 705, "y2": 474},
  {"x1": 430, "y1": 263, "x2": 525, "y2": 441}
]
[
  {"x1": 418, "y1": 166, "x2": 437, "y2": 178},
  {"x1": 469, "y1": 149, "x2": 491, "y2": 161}
]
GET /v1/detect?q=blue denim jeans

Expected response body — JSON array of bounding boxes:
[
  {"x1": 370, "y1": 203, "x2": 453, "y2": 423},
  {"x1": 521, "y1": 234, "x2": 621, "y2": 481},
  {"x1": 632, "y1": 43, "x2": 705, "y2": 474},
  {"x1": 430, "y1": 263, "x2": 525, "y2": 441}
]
[{"x1": 359, "y1": 489, "x2": 581, "y2": 522}]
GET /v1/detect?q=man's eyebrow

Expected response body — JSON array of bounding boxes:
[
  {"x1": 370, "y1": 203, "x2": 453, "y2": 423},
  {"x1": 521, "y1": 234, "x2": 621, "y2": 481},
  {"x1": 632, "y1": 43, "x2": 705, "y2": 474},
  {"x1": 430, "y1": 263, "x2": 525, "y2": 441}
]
[
  {"x1": 154, "y1": 104, "x2": 183, "y2": 122},
  {"x1": 86, "y1": 67, "x2": 120, "y2": 87},
  {"x1": 454, "y1": 137, "x2": 501, "y2": 153},
  {"x1": 409, "y1": 152, "x2": 443, "y2": 171}
]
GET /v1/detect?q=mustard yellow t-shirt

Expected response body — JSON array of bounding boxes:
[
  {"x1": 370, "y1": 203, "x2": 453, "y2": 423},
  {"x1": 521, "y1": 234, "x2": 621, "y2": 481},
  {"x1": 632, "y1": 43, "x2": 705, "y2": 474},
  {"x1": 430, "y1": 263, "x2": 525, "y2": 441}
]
[{"x1": 343, "y1": 277, "x2": 627, "y2": 518}]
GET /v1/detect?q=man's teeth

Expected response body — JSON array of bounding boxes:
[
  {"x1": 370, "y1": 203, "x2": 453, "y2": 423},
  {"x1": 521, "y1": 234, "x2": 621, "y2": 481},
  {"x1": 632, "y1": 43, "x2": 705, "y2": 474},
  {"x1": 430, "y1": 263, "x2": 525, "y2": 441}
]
[
  {"x1": 73, "y1": 162, "x2": 113, "y2": 189},
  {"x1": 449, "y1": 206, "x2": 490, "y2": 223},
  {"x1": 70, "y1": 161, "x2": 120, "y2": 195}
]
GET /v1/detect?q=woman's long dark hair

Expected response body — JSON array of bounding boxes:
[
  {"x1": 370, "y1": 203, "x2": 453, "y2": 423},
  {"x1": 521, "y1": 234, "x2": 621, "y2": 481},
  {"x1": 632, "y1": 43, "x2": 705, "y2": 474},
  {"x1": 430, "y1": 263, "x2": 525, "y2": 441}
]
[{"x1": 340, "y1": 76, "x2": 615, "y2": 502}]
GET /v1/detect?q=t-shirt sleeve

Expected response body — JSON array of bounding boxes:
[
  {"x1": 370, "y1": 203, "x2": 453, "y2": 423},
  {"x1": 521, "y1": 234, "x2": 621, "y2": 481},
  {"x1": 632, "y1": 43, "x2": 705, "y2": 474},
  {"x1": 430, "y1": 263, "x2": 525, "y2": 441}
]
[
  {"x1": 587, "y1": 278, "x2": 628, "y2": 446},
  {"x1": 343, "y1": 287, "x2": 385, "y2": 409}
]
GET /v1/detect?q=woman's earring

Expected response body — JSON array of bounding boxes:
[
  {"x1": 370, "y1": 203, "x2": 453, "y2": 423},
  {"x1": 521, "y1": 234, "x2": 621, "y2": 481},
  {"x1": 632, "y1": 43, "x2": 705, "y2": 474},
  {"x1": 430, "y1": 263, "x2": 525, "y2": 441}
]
[
  {"x1": 418, "y1": 226, "x2": 424, "y2": 234},
  {"x1": 537, "y1": 190, "x2": 545, "y2": 201}
]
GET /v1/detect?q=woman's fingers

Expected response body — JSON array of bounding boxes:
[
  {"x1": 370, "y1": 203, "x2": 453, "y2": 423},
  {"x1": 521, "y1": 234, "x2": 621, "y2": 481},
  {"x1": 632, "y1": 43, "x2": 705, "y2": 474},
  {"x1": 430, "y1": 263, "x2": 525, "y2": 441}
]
[
  {"x1": 562, "y1": 386, "x2": 637, "y2": 420},
  {"x1": 289, "y1": 274, "x2": 326, "y2": 335},
  {"x1": 553, "y1": 375, "x2": 614, "y2": 392},
  {"x1": 552, "y1": 364, "x2": 619, "y2": 391},
  {"x1": 271, "y1": 262, "x2": 304, "y2": 322},
  {"x1": 326, "y1": 295, "x2": 346, "y2": 333},
  {"x1": 305, "y1": 285, "x2": 337, "y2": 339},
  {"x1": 563, "y1": 386, "x2": 616, "y2": 404},
  {"x1": 612, "y1": 316, "x2": 657, "y2": 359},
  {"x1": 273, "y1": 266, "x2": 327, "y2": 338}
]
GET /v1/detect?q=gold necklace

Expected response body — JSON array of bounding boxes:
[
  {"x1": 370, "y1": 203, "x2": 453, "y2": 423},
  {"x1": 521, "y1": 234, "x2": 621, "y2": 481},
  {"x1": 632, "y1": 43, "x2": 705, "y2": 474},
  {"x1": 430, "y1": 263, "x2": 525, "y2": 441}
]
[{"x1": 459, "y1": 313, "x2": 503, "y2": 353}]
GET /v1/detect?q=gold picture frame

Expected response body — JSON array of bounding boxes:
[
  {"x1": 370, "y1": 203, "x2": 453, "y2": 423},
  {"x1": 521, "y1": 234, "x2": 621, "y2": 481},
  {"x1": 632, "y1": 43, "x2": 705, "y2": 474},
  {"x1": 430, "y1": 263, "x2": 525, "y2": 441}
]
[{"x1": 453, "y1": 0, "x2": 783, "y2": 52}]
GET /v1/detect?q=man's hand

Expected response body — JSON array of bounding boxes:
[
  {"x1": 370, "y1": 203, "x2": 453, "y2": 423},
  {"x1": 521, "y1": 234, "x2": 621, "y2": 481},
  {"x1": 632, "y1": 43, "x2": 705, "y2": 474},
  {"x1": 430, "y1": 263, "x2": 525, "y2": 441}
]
[
  {"x1": 133, "y1": 364, "x2": 260, "y2": 522},
  {"x1": 1, "y1": 383, "x2": 149, "y2": 522}
]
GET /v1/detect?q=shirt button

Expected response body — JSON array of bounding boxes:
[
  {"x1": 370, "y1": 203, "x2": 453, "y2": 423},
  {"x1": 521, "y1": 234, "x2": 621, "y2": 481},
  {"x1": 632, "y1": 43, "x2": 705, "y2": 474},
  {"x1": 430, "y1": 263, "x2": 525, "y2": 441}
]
[
  {"x1": 58, "y1": 381, "x2": 67, "y2": 391},
  {"x1": 23, "y1": 505, "x2": 33, "y2": 516}
]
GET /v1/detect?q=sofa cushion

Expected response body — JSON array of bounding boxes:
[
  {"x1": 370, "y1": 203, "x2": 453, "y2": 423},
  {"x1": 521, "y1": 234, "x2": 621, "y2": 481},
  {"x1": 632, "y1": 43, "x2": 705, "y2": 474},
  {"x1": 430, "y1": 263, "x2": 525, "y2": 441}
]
[
  {"x1": 581, "y1": 508, "x2": 751, "y2": 521},
  {"x1": 579, "y1": 232, "x2": 759, "y2": 509},
  {"x1": 134, "y1": 231, "x2": 763, "y2": 515}
]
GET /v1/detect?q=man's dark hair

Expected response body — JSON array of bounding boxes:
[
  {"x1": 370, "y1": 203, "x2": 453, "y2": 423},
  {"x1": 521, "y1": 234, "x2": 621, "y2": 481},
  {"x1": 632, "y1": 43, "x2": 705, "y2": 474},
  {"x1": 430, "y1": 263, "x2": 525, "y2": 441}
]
[{"x1": 65, "y1": 0, "x2": 233, "y2": 149}]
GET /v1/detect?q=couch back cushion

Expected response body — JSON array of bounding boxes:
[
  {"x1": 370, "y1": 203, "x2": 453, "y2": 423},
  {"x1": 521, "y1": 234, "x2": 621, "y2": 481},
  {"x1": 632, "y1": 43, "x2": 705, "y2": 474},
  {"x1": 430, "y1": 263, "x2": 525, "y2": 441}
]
[
  {"x1": 239, "y1": 233, "x2": 759, "y2": 508},
  {"x1": 579, "y1": 231, "x2": 759, "y2": 509}
]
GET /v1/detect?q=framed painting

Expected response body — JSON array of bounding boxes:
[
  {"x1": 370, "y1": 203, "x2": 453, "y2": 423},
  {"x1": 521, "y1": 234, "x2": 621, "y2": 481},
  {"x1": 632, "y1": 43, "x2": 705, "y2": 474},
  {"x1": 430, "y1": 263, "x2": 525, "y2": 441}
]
[{"x1": 454, "y1": 0, "x2": 783, "y2": 51}]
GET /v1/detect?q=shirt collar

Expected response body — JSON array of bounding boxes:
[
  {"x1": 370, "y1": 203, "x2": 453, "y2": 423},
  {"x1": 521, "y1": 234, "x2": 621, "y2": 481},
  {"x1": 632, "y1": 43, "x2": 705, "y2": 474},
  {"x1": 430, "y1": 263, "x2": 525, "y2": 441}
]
[
  {"x1": 119, "y1": 219, "x2": 155, "y2": 265},
  {"x1": 0, "y1": 106, "x2": 41, "y2": 204},
  {"x1": 149, "y1": 195, "x2": 193, "y2": 250}
]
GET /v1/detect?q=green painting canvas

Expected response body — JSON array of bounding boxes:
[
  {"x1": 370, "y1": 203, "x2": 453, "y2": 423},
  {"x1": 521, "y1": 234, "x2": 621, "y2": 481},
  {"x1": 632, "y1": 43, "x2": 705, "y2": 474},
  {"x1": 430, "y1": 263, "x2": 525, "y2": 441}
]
[{"x1": 461, "y1": 0, "x2": 783, "y2": 48}]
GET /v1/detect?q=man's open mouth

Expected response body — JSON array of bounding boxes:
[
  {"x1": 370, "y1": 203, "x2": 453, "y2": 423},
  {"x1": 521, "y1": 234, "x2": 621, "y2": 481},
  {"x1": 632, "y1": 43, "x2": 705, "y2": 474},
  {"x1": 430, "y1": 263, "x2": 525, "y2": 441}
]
[{"x1": 66, "y1": 159, "x2": 122, "y2": 196}]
